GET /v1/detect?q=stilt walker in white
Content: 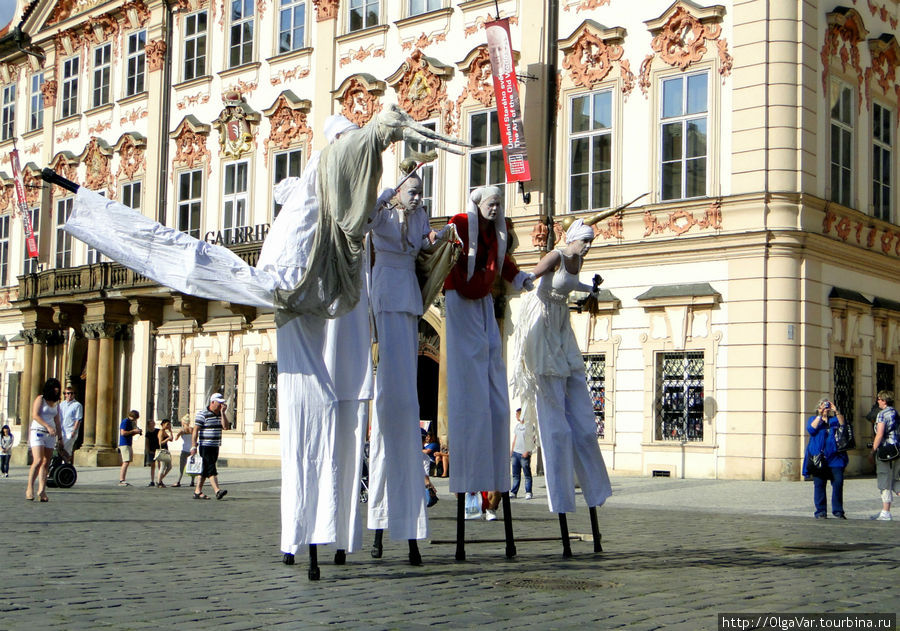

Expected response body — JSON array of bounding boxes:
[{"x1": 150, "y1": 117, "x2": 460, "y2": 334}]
[
  {"x1": 441, "y1": 186, "x2": 534, "y2": 560},
  {"x1": 52, "y1": 105, "x2": 469, "y2": 580},
  {"x1": 510, "y1": 213, "x2": 614, "y2": 558}
]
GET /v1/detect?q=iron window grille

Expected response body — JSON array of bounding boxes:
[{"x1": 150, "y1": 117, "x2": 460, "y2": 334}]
[
  {"x1": 876, "y1": 361, "x2": 896, "y2": 396},
  {"x1": 584, "y1": 353, "x2": 606, "y2": 439},
  {"x1": 259, "y1": 362, "x2": 278, "y2": 430},
  {"x1": 655, "y1": 351, "x2": 704, "y2": 442},
  {"x1": 833, "y1": 356, "x2": 855, "y2": 425}
]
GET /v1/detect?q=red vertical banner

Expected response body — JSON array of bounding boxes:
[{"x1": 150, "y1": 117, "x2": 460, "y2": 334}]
[
  {"x1": 9, "y1": 150, "x2": 39, "y2": 259},
  {"x1": 485, "y1": 18, "x2": 531, "y2": 183}
]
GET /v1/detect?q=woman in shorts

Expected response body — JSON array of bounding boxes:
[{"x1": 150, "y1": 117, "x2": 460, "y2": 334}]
[{"x1": 27, "y1": 378, "x2": 62, "y2": 502}]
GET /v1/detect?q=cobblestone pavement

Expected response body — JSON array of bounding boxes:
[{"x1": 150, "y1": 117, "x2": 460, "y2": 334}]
[{"x1": 0, "y1": 465, "x2": 897, "y2": 630}]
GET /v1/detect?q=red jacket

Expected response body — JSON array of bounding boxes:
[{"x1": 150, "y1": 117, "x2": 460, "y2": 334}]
[{"x1": 444, "y1": 213, "x2": 521, "y2": 300}]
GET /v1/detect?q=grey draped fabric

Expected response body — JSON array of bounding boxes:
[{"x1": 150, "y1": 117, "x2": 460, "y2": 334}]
[{"x1": 416, "y1": 224, "x2": 460, "y2": 312}]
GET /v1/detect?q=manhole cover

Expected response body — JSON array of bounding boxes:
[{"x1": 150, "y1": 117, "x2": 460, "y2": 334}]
[{"x1": 494, "y1": 577, "x2": 616, "y2": 591}]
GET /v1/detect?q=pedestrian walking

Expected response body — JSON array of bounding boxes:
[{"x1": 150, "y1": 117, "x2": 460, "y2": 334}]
[
  {"x1": 26, "y1": 378, "x2": 62, "y2": 502},
  {"x1": 156, "y1": 419, "x2": 173, "y2": 487},
  {"x1": 0, "y1": 425, "x2": 12, "y2": 477},
  {"x1": 118, "y1": 410, "x2": 142, "y2": 486},
  {"x1": 144, "y1": 419, "x2": 158, "y2": 486},
  {"x1": 174, "y1": 415, "x2": 193, "y2": 487},
  {"x1": 191, "y1": 393, "x2": 229, "y2": 500},
  {"x1": 802, "y1": 399, "x2": 848, "y2": 519},
  {"x1": 870, "y1": 390, "x2": 900, "y2": 521},
  {"x1": 58, "y1": 386, "x2": 82, "y2": 463}
]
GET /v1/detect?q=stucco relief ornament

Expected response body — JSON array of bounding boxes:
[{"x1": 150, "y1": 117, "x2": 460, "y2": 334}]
[
  {"x1": 49, "y1": 156, "x2": 78, "y2": 196},
  {"x1": 41, "y1": 80, "x2": 58, "y2": 107},
  {"x1": 564, "y1": 0, "x2": 612, "y2": 11},
  {"x1": 82, "y1": 13, "x2": 119, "y2": 46},
  {"x1": 864, "y1": 35, "x2": 900, "y2": 111},
  {"x1": 530, "y1": 221, "x2": 549, "y2": 248},
  {"x1": 820, "y1": 8, "x2": 868, "y2": 101},
  {"x1": 82, "y1": 139, "x2": 112, "y2": 195},
  {"x1": 562, "y1": 28, "x2": 635, "y2": 97},
  {"x1": 339, "y1": 79, "x2": 382, "y2": 127},
  {"x1": 213, "y1": 91, "x2": 260, "y2": 159},
  {"x1": 116, "y1": 136, "x2": 146, "y2": 182},
  {"x1": 461, "y1": 47, "x2": 494, "y2": 108},
  {"x1": 173, "y1": 128, "x2": 211, "y2": 174},
  {"x1": 265, "y1": 95, "x2": 313, "y2": 160},
  {"x1": 48, "y1": 0, "x2": 107, "y2": 25},
  {"x1": 638, "y1": 5, "x2": 733, "y2": 96},
  {"x1": 391, "y1": 50, "x2": 449, "y2": 122},
  {"x1": 312, "y1": 0, "x2": 339, "y2": 22},
  {"x1": 0, "y1": 185, "x2": 11, "y2": 213},
  {"x1": 146, "y1": 40, "x2": 168, "y2": 72}
]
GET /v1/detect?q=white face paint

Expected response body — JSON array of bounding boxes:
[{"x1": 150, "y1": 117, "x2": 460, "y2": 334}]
[
  {"x1": 398, "y1": 176, "x2": 423, "y2": 212},
  {"x1": 479, "y1": 196, "x2": 501, "y2": 221}
]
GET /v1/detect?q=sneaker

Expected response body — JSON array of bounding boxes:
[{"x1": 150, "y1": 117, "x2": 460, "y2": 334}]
[
  {"x1": 484, "y1": 509, "x2": 498, "y2": 521},
  {"x1": 833, "y1": 513, "x2": 847, "y2": 519},
  {"x1": 870, "y1": 511, "x2": 892, "y2": 521},
  {"x1": 118, "y1": 481, "x2": 130, "y2": 487},
  {"x1": 426, "y1": 487, "x2": 439, "y2": 508},
  {"x1": 524, "y1": 492, "x2": 533, "y2": 500},
  {"x1": 148, "y1": 481, "x2": 155, "y2": 487},
  {"x1": 814, "y1": 514, "x2": 827, "y2": 519}
]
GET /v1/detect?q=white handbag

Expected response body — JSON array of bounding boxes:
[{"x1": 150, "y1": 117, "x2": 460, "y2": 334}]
[{"x1": 185, "y1": 454, "x2": 203, "y2": 475}]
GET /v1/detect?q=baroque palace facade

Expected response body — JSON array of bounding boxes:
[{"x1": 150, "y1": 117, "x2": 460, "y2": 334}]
[{"x1": 0, "y1": 0, "x2": 898, "y2": 478}]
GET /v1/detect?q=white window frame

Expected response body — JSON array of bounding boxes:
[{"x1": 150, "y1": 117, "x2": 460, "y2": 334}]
[
  {"x1": 873, "y1": 101, "x2": 892, "y2": 223},
  {"x1": 1, "y1": 84, "x2": 15, "y2": 141},
  {"x1": 348, "y1": 0, "x2": 379, "y2": 32},
  {"x1": 278, "y1": 0, "x2": 306, "y2": 54},
  {"x1": 408, "y1": 0, "x2": 441, "y2": 17},
  {"x1": 183, "y1": 10, "x2": 208, "y2": 81},
  {"x1": 125, "y1": 30, "x2": 147, "y2": 97},
  {"x1": 830, "y1": 80, "x2": 854, "y2": 208},
  {"x1": 177, "y1": 169, "x2": 203, "y2": 238},
  {"x1": 468, "y1": 109, "x2": 505, "y2": 193},
  {"x1": 569, "y1": 89, "x2": 614, "y2": 213},
  {"x1": 272, "y1": 148, "x2": 303, "y2": 219},
  {"x1": 61, "y1": 56, "x2": 80, "y2": 118},
  {"x1": 654, "y1": 350, "x2": 705, "y2": 443},
  {"x1": 404, "y1": 120, "x2": 437, "y2": 216},
  {"x1": 223, "y1": 160, "x2": 250, "y2": 242},
  {"x1": 659, "y1": 70, "x2": 709, "y2": 201},
  {"x1": 29, "y1": 73, "x2": 44, "y2": 131},
  {"x1": 92, "y1": 43, "x2": 112, "y2": 108},
  {"x1": 228, "y1": 0, "x2": 255, "y2": 69},
  {"x1": 56, "y1": 197, "x2": 74, "y2": 268}
]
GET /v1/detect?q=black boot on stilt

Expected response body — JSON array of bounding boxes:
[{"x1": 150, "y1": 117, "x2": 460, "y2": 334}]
[
  {"x1": 589, "y1": 506, "x2": 603, "y2": 553},
  {"x1": 455, "y1": 493, "x2": 466, "y2": 561},
  {"x1": 308, "y1": 544, "x2": 320, "y2": 581},
  {"x1": 334, "y1": 549, "x2": 346, "y2": 565},
  {"x1": 371, "y1": 529, "x2": 384, "y2": 558},
  {"x1": 408, "y1": 539, "x2": 422, "y2": 566},
  {"x1": 501, "y1": 492, "x2": 517, "y2": 559},
  {"x1": 282, "y1": 552, "x2": 295, "y2": 565},
  {"x1": 559, "y1": 513, "x2": 573, "y2": 558}
]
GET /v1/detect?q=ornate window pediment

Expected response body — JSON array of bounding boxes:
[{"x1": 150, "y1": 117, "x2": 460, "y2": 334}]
[
  {"x1": 386, "y1": 50, "x2": 453, "y2": 122},
  {"x1": 638, "y1": 1, "x2": 732, "y2": 96},
  {"x1": 560, "y1": 19, "x2": 635, "y2": 96},
  {"x1": 333, "y1": 74, "x2": 385, "y2": 127},
  {"x1": 262, "y1": 91, "x2": 313, "y2": 160},
  {"x1": 821, "y1": 7, "x2": 869, "y2": 106},
  {"x1": 169, "y1": 115, "x2": 212, "y2": 177},
  {"x1": 49, "y1": 152, "x2": 79, "y2": 196},
  {"x1": 113, "y1": 132, "x2": 147, "y2": 182},
  {"x1": 865, "y1": 34, "x2": 900, "y2": 107},
  {"x1": 77, "y1": 137, "x2": 114, "y2": 195}
]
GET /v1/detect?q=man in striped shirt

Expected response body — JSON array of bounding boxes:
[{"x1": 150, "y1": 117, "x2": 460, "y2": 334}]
[{"x1": 191, "y1": 393, "x2": 230, "y2": 500}]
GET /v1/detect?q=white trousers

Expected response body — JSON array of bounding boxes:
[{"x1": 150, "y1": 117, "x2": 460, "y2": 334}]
[
  {"x1": 534, "y1": 372, "x2": 612, "y2": 514},
  {"x1": 445, "y1": 290, "x2": 511, "y2": 494},
  {"x1": 367, "y1": 311, "x2": 429, "y2": 540}
]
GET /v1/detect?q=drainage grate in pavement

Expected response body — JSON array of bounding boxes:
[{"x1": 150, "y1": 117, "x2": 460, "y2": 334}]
[{"x1": 494, "y1": 577, "x2": 617, "y2": 591}]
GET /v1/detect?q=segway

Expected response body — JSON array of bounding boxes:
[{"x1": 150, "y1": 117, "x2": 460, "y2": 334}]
[{"x1": 47, "y1": 452, "x2": 77, "y2": 488}]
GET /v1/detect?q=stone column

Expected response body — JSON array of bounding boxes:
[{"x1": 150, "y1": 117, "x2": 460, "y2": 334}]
[
  {"x1": 18, "y1": 342, "x2": 33, "y2": 444},
  {"x1": 95, "y1": 333, "x2": 117, "y2": 449},
  {"x1": 82, "y1": 333, "x2": 101, "y2": 449}
]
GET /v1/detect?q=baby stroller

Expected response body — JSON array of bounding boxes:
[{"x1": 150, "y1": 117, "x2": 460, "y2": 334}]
[
  {"x1": 359, "y1": 442, "x2": 369, "y2": 503},
  {"x1": 46, "y1": 451, "x2": 77, "y2": 488}
]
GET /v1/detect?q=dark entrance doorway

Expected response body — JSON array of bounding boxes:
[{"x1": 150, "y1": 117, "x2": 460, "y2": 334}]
[{"x1": 417, "y1": 319, "x2": 440, "y2": 433}]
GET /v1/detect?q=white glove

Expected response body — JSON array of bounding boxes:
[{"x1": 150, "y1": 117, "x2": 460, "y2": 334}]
[
  {"x1": 376, "y1": 187, "x2": 396, "y2": 209},
  {"x1": 521, "y1": 273, "x2": 535, "y2": 292}
]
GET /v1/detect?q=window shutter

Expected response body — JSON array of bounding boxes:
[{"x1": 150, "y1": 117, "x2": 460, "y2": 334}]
[
  {"x1": 178, "y1": 365, "x2": 191, "y2": 425},
  {"x1": 255, "y1": 364, "x2": 267, "y2": 429},
  {"x1": 7, "y1": 372, "x2": 20, "y2": 422},
  {"x1": 156, "y1": 367, "x2": 170, "y2": 422}
]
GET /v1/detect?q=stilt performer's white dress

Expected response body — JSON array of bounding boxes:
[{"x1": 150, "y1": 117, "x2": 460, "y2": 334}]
[
  {"x1": 63, "y1": 119, "x2": 399, "y2": 555},
  {"x1": 510, "y1": 249, "x2": 612, "y2": 514},
  {"x1": 366, "y1": 204, "x2": 431, "y2": 541}
]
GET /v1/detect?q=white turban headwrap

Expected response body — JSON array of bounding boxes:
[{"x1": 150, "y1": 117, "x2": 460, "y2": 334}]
[
  {"x1": 466, "y1": 186, "x2": 506, "y2": 281},
  {"x1": 323, "y1": 114, "x2": 359, "y2": 143},
  {"x1": 566, "y1": 218, "x2": 595, "y2": 243}
]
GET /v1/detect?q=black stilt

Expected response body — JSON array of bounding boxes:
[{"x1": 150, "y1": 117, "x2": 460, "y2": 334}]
[
  {"x1": 282, "y1": 552, "x2": 295, "y2": 565},
  {"x1": 308, "y1": 544, "x2": 320, "y2": 581},
  {"x1": 371, "y1": 529, "x2": 384, "y2": 559},
  {"x1": 408, "y1": 539, "x2": 422, "y2": 566},
  {"x1": 558, "y1": 513, "x2": 573, "y2": 558},
  {"x1": 501, "y1": 492, "x2": 516, "y2": 559},
  {"x1": 589, "y1": 506, "x2": 603, "y2": 552},
  {"x1": 334, "y1": 549, "x2": 346, "y2": 565},
  {"x1": 455, "y1": 493, "x2": 466, "y2": 561}
]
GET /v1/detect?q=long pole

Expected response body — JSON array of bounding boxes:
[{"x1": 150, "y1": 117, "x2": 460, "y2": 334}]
[{"x1": 542, "y1": 0, "x2": 559, "y2": 251}]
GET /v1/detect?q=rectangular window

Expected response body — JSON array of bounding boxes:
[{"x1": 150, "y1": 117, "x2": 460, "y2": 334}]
[
  {"x1": 157, "y1": 365, "x2": 191, "y2": 427},
  {"x1": 873, "y1": 102, "x2": 892, "y2": 222},
  {"x1": 0, "y1": 215, "x2": 9, "y2": 286},
  {"x1": 570, "y1": 90, "x2": 612, "y2": 212},
  {"x1": 61, "y1": 57, "x2": 79, "y2": 118},
  {"x1": 655, "y1": 351, "x2": 704, "y2": 442},
  {"x1": 223, "y1": 161, "x2": 249, "y2": 242},
  {"x1": 1, "y1": 84, "x2": 15, "y2": 141},
  {"x1": 278, "y1": 0, "x2": 306, "y2": 53},
  {"x1": 403, "y1": 121, "x2": 436, "y2": 216},
  {"x1": 876, "y1": 361, "x2": 896, "y2": 395},
  {"x1": 273, "y1": 149, "x2": 303, "y2": 218},
  {"x1": 125, "y1": 31, "x2": 147, "y2": 97},
  {"x1": 92, "y1": 43, "x2": 111, "y2": 108},
  {"x1": 833, "y1": 356, "x2": 855, "y2": 425},
  {"x1": 229, "y1": 0, "x2": 254, "y2": 68},
  {"x1": 584, "y1": 353, "x2": 606, "y2": 440},
  {"x1": 22, "y1": 207, "x2": 39, "y2": 275},
  {"x1": 830, "y1": 82, "x2": 853, "y2": 207},
  {"x1": 660, "y1": 72, "x2": 708, "y2": 201},
  {"x1": 210, "y1": 363, "x2": 239, "y2": 417},
  {"x1": 257, "y1": 362, "x2": 278, "y2": 430},
  {"x1": 183, "y1": 11, "x2": 208, "y2": 80},
  {"x1": 29, "y1": 73, "x2": 44, "y2": 131},
  {"x1": 121, "y1": 181, "x2": 142, "y2": 210},
  {"x1": 56, "y1": 197, "x2": 74, "y2": 268},
  {"x1": 349, "y1": 0, "x2": 379, "y2": 32},
  {"x1": 408, "y1": 0, "x2": 440, "y2": 16},
  {"x1": 468, "y1": 110, "x2": 504, "y2": 191},
  {"x1": 6, "y1": 372, "x2": 20, "y2": 424},
  {"x1": 178, "y1": 169, "x2": 203, "y2": 238}
]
